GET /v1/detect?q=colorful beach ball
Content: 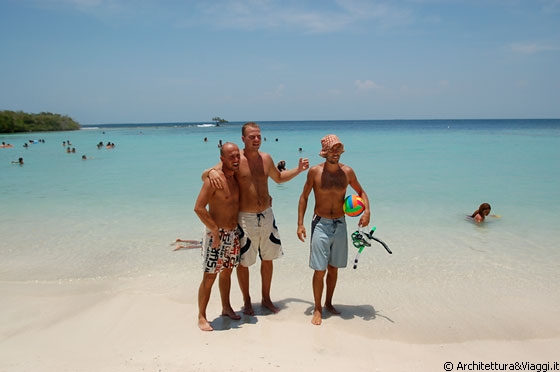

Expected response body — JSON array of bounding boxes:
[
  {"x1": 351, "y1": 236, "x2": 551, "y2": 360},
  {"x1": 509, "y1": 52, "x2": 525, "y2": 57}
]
[{"x1": 343, "y1": 195, "x2": 365, "y2": 217}]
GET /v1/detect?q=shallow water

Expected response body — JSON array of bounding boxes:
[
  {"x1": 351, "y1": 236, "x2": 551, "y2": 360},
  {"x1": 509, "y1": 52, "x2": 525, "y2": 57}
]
[{"x1": 1, "y1": 119, "x2": 559, "y2": 287}]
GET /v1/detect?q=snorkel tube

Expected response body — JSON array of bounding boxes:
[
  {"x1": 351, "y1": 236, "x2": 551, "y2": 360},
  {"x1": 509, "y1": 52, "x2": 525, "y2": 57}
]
[{"x1": 351, "y1": 226, "x2": 392, "y2": 269}]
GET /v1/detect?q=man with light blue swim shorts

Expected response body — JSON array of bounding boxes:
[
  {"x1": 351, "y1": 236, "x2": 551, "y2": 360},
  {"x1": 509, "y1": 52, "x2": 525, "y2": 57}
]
[
  {"x1": 308, "y1": 215, "x2": 348, "y2": 271},
  {"x1": 204, "y1": 122, "x2": 309, "y2": 315},
  {"x1": 297, "y1": 134, "x2": 371, "y2": 325}
]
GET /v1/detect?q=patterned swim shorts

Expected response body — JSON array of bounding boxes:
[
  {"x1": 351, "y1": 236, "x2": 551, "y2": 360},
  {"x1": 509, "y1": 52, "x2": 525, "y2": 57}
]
[{"x1": 202, "y1": 227, "x2": 241, "y2": 273}]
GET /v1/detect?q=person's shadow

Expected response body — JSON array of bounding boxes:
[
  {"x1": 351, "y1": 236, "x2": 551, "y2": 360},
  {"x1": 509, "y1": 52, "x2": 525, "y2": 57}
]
[
  {"x1": 274, "y1": 298, "x2": 394, "y2": 323},
  {"x1": 208, "y1": 298, "x2": 299, "y2": 331},
  {"x1": 208, "y1": 314, "x2": 256, "y2": 331},
  {"x1": 208, "y1": 298, "x2": 393, "y2": 331},
  {"x1": 304, "y1": 303, "x2": 394, "y2": 323}
]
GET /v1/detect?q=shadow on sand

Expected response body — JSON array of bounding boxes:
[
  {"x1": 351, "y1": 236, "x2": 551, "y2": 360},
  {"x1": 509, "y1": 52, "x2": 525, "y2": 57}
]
[
  {"x1": 304, "y1": 303, "x2": 394, "y2": 323},
  {"x1": 209, "y1": 297, "x2": 393, "y2": 330}
]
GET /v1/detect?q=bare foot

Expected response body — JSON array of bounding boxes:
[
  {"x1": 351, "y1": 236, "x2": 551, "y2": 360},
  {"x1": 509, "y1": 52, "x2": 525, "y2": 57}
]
[
  {"x1": 325, "y1": 303, "x2": 340, "y2": 315},
  {"x1": 172, "y1": 239, "x2": 182, "y2": 251},
  {"x1": 221, "y1": 308, "x2": 241, "y2": 320},
  {"x1": 198, "y1": 317, "x2": 213, "y2": 331},
  {"x1": 242, "y1": 301, "x2": 255, "y2": 316},
  {"x1": 261, "y1": 299, "x2": 279, "y2": 314},
  {"x1": 172, "y1": 239, "x2": 202, "y2": 251},
  {"x1": 172, "y1": 244, "x2": 183, "y2": 251},
  {"x1": 311, "y1": 309, "x2": 322, "y2": 325}
]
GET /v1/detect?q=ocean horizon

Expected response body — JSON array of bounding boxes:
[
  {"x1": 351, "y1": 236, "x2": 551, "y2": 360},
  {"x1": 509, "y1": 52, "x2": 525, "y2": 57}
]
[{"x1": 79, "y1": 118, "x2": 560, "y2": 131}]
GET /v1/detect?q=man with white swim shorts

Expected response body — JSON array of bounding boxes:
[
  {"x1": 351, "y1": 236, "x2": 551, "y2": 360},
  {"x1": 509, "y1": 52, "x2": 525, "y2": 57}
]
[
  {"x1": 204, "y1": 122, "x2": 309, "y2": 315},
  {"x1": 194, "y1": 142, "x2": 241, "y2": 331},
  {"x1": 238, "y1": 207, "x2": 282, "y2": 266},
  {"x1": 297, "y1": 134, "x2": 371, "y2": 325}
]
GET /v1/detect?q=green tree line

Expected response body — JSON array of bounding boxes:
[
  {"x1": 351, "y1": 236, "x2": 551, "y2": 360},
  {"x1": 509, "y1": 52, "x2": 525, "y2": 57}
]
[
  {"x1": 0, "y1": 110, "x2": 81, "y2": 133},
  {"x1": 212, "y1": 116, "x2": 228, "y2": 125}
]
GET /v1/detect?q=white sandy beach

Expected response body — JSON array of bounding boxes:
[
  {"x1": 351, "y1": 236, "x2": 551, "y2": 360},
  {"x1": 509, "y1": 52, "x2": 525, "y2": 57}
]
[{"x1": 2, "y1": 241, "x2": 559, "y2": 372}]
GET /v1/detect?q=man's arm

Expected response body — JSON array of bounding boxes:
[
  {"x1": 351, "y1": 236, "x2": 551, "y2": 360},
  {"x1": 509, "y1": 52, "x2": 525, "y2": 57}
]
[
  {"x1": 268, "y1": 156, "x2": 309, "y2": 184},
  {"x1": 297, "y1": 169, "x2": 314, "y2": 242},
  {"x1": 201, "y1": 162, "x2": 224, "y2": 189},
  {"x1": 193, "y1": 177, "x2": 221, "y2": 248},
  {"x1": 347, "y1": 167, "x2": 371, "y2": 228}
]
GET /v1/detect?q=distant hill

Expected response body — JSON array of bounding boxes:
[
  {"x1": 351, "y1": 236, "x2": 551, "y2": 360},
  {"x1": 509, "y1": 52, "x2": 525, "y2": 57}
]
[{"x1": 0, "y1": 110, "x2": 81, "y2": 133}]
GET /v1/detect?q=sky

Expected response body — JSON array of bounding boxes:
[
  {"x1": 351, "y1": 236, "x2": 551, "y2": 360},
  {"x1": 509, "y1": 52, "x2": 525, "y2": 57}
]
[{"x1": 1, "y1": 0, "x2": 559, "y2": 124}]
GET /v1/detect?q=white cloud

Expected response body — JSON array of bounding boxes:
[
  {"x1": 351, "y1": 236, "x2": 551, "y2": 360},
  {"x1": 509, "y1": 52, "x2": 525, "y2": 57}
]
[
  {"x1": 36, "y1": 0, "x2": 119, "y2": 11},
  {"x1": 355, "y1": 79, "x2": 381, "y2": 91},
  {"x1": 195, "y1": 1, "x2": 349, "y2": 33},
  {"x1": 22, "y1": 0, "x2": 141, "y2": 20},
  {"x1": 27, "y1": 0, "x2": 416, "y2": 33},
  {"x1": 195, "y1": 0, "x2": 414, "y2": 33},
  {"x1": 400, "y1": 84, "x2": 411, "y2": 94},
  {"x1": 509, "y1": 42, "x2": 559, "y2": 54},
  {"x1": 274, "y1": 84, "x2": 285, "y2": 96}
]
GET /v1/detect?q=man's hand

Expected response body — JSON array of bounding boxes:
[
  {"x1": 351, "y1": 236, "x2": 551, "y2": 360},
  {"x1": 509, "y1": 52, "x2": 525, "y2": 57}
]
[
  {"x1": 208, "y1": 168, "x2": 224, "y2": 190},
  {"x1": 358, "y1": 211, "x2": 370, "y2": 228},
  {"x1": 297, "y1": 225, "x2": 307, "y2": 242},
  {"x1": 298, "y1": 158, "x2": 310, "y2": 173},
  {"x1": 209, "y1": 228, "x2": 220, "y2": 248}
]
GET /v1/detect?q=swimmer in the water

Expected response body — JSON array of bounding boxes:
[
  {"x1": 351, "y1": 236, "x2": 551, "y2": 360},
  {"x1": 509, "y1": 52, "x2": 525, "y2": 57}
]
[{"x1": 470, "y1": 202, "x2": 500, "y2": 223}]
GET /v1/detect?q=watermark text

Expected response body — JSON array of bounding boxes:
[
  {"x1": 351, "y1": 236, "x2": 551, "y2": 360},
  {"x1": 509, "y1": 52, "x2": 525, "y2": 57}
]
[{"x1": 443, "y1": 361, "x2": 559, "y2": 372}]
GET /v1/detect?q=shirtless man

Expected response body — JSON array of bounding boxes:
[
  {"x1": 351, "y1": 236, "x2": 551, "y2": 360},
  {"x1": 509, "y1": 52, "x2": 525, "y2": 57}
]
[
  {"x1": 297, "y1": 134, "x2": 370, "y2": 325},
  {"x1": 194, "y1": 142, "x2": 242, "y2": 331},
  {"x1": 204, "y1": 122, "x2": 309, "y2": 315}
]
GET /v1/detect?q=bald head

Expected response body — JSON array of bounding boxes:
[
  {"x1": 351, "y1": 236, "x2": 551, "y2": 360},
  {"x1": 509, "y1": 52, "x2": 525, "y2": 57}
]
[
  {"x1": 220, "y1": 142, "x2": 241, "y2": 173},
  {"x1": 220, "y1": 142, "x2": 238, "y2": 156}
]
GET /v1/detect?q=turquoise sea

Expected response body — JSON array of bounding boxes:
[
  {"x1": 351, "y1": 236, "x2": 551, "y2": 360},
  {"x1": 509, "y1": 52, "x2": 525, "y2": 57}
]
[{"x1": 1, "y1": 119, "x2": 559, "y2": 289}]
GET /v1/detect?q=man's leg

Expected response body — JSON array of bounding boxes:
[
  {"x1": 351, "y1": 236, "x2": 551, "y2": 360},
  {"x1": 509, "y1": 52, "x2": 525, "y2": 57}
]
[
  {"x1": 237, "y1": 265, "x2": 253, "y2": 315},
  {"x1": 324, "y1": 264, "x2": 340, "y2": 315},
  {"x1": 198, "y1": 272, "x2": 217, "y2": 331},
  {"x1": 311, "y1": 269, "x2": 326, "y2": 325},
  {"x1": 219, "y1": 268, "x2": 241, "y2": 320},
  {"x1": 261, "y1": 259, "x2": 279, "y2": 313}
]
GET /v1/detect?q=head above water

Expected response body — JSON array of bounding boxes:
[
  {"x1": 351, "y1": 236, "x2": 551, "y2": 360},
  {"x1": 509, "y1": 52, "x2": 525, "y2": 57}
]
[
  {"x1": 472, "y1": 202, "x2": 492, "y2": 219},
  {"x1": 479, "y1": 203, "x2": 491, "y2": 215}
]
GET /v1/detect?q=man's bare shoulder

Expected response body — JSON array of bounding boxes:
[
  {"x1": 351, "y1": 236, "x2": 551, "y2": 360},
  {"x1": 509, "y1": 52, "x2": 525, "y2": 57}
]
[
  {"x1": 339, "y1": 163, "x2": 358, "y2": 180},
  {"x1": 257, "y1": 151, "x2": 277, "y2": 169},
  {"x1": 309, "y1": 163, "x2": 324, "y2": 171},
  {"x1": 338, "y1": 162, "x2": 353, "y2": 171},
  {"x1": 258, "y1": 150, "x2": 273, "y2": 161}
]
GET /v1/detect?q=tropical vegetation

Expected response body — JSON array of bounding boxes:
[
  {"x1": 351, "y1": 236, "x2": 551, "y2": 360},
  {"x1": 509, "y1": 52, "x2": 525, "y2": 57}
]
[
  {"x1": 0, "y1": 110, "x2": 81, "y2": 133},
  {"x1": 212, "y1": 116, "x2": 228, "y2": 125}
]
